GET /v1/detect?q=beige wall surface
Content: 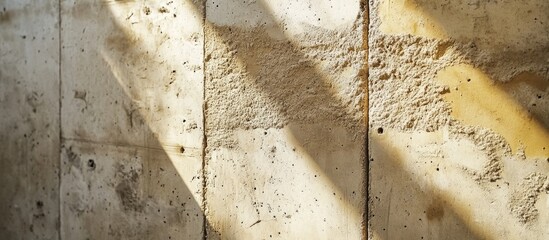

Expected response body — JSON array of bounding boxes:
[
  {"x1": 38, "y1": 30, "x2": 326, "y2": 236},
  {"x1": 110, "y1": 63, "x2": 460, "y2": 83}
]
[
  {"x1": 369, "y1": 0, "x2": 549, "y2": 239},
  {"x1": 2, "y1": 0, "x2": 549, "y2": 239},
  {"x1": 59, "y1": 0, "x2": 205, "y2": 239},
  {"x1": 203, "y1": 0, "x2": 367, "y2": 239},
  {"x1": 1, "y1": 0, "x2": 367, "y2": 239}
]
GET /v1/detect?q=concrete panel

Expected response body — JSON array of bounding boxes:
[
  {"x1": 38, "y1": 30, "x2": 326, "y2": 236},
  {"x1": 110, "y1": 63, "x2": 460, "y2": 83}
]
[
  {"x1": 0, "y1": 1, "x2": 60, "y2": 239},
  {"x1": 205, "y1": 126, "x2": 365, "y2": 239},
  {"x1": 60, "y1": 140, "x2": 203, "y2": 239},
  {"x1": 60, "y1": 0, "x2": 205, "y2": 238},
  {"x1": 204, "y1": 0, "x2": 367, "y2": 239},
  {"x1": 60, "y1": 0, "x2": 204, "y2": 148},
  {"x1": 369, "y1": 0, "x2": 549, "y2": 239},
  {"x1": 370, "y1": 129, "x2": 549, "y2": 239}
]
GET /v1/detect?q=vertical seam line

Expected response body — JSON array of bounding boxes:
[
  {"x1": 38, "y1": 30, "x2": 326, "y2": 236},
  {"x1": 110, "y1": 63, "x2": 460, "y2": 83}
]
[
  {"x1": 201, "y1": 1, "x2": 208, "y2": 240},
  {"x1": 57, "y1": 0, "x2": 63, "y2": 239}
]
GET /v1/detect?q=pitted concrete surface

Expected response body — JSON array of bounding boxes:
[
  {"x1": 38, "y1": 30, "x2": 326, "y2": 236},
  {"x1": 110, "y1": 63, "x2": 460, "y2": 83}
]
[{"x1": 1, "y1": 0, "x2": 549, "y2": 239}]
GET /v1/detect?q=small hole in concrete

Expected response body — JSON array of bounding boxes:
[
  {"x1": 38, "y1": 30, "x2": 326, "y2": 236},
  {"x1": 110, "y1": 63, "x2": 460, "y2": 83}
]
[
  {"x1": 87, "y1": 159, "x2": 96, "y2": 170},
  {"x1": 180, "y1": 147, "x2": 185, "y2": 153},
  {"x1": 36, "y1": 201, "x2": 43, "y2": 208},
  {"x1": 377, "y1": 127, "x2": 384, "y2": 134}
]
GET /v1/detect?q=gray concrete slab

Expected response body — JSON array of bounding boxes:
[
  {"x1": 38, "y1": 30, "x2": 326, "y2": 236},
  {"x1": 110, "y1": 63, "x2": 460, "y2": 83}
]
[{"x1": 0, "y1": 1, "x2": 60, "y2": 239}]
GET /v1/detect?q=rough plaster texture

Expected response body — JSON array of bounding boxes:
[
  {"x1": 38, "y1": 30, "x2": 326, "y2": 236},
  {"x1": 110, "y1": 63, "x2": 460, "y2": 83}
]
[
  {"x1": 369, "y1": 0, "x2": 549, "y2": 239},
  {"x1": 203, "y1": 1, "x2": 367, "y2": 239},
  {"x1": 0, "y1": 1, "x2": 60, "y2": 239}
]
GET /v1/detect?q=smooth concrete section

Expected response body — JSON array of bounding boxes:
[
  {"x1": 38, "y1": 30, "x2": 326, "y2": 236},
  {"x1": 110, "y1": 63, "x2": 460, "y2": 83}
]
[
  {"x1": 0, "y1": 1, "x2": 60, "y2": 239},
  {"x1": 59, "y1": 0, "x2": 204, "y2": 239},
  {"x1": 204, "y1": 0, "x2": 367, "y2": 239},
  {"x1": 60, "y1": 141, "x2": 203, "y2": 239},
  {"x1": 369, "y1": 0, "x2": 549, "y2": 239},
  {"x1": 370, "y1": 129, "x2": 549, "y2": 239},
  {"x1": 205, "y1": 126, "x2": 364, "y2": 239}
]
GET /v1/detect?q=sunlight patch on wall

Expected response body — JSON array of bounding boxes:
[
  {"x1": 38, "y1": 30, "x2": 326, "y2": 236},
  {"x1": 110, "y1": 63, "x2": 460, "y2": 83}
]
[{"x1": 437, "y1": 64, "x2": 549, "y2": 158}]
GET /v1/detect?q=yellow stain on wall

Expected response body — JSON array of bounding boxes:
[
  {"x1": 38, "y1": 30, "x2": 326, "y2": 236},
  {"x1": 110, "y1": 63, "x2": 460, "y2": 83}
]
[
  {"x1": 378, "y1": 0, "x2": 549, "y2": 52},
  {"x1": 379, "y1": 0, "x2": 446, "y2": 38},
  {"x1": 437, "y1": 64, "x2": 549, "y2": 158}
]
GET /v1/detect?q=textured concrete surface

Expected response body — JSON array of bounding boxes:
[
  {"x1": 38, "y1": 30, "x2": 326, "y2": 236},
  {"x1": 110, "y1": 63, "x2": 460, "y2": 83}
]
[
  {"x1": 203, "y1": 1, "x2": 367, "y2": 238},
  {"x1": 0, "y1": 1, "x2": 60, "y2": 239},
  {"x1": 59, "y1": 0, "x2": 205, "y2": 239},
  {"x1": 2, "y1": 0, "x2": 368, "y2": 238},
  {"x1": 2, "y1": 0, "x2": 549, "y2": 239},
  {"x1": 369, "y1": 0, "x2": 549, "y2": 239}
]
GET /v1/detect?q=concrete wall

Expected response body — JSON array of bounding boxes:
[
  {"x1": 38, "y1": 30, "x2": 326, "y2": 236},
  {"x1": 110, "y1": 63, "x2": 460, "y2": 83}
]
[
  {"x1": 203, "y1": 1, "x2": 367, "y2": 239},
  {"x1": 1, "y1": 0, "x2": 367, "y2": 239},
  {"x1": 368, "y1": 0, "x2": 549, "y2": 239},
  {"x1": 59, "y1": 1, "x2": 205, "y2": 239},
  {"x1": 1, "y1": 0, "x2": 548, "y2": 239},
  {"x1": 0, "y1": 1, "x2": 60, "y2": 239}
]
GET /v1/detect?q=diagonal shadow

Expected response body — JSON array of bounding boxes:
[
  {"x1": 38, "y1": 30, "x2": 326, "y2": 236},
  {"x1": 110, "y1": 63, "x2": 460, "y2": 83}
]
[
  {"x1": 368, "y1": 133, "x2": 488, "y2": 240},
  {"x1": 61, "y1": 0, "x2": 369, "y2": 239},
  {"x1": 386, "y1": 0, "x2": 549, "y2": 157},
  {"x1": 368, "y1": 0, "x2": 549, "y2": 239},
  {"x1": 198, "y1": 0, "x2": 368, "y2": 238},
  {"x1": 59, "y1": 0, "x2": 206, "y2": 239}
]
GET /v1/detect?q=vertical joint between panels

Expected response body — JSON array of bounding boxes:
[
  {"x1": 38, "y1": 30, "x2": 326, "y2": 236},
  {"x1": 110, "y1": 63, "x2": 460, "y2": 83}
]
[
  {"x1": 361, "y1": 0, "x2": 370, "y2": 239},
  {"x1": 201, "y1": 1, "x2": 208, "y2": 240},
  {"x1": 57, "y1": 0, "x2": 63, "y2": 239}
]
